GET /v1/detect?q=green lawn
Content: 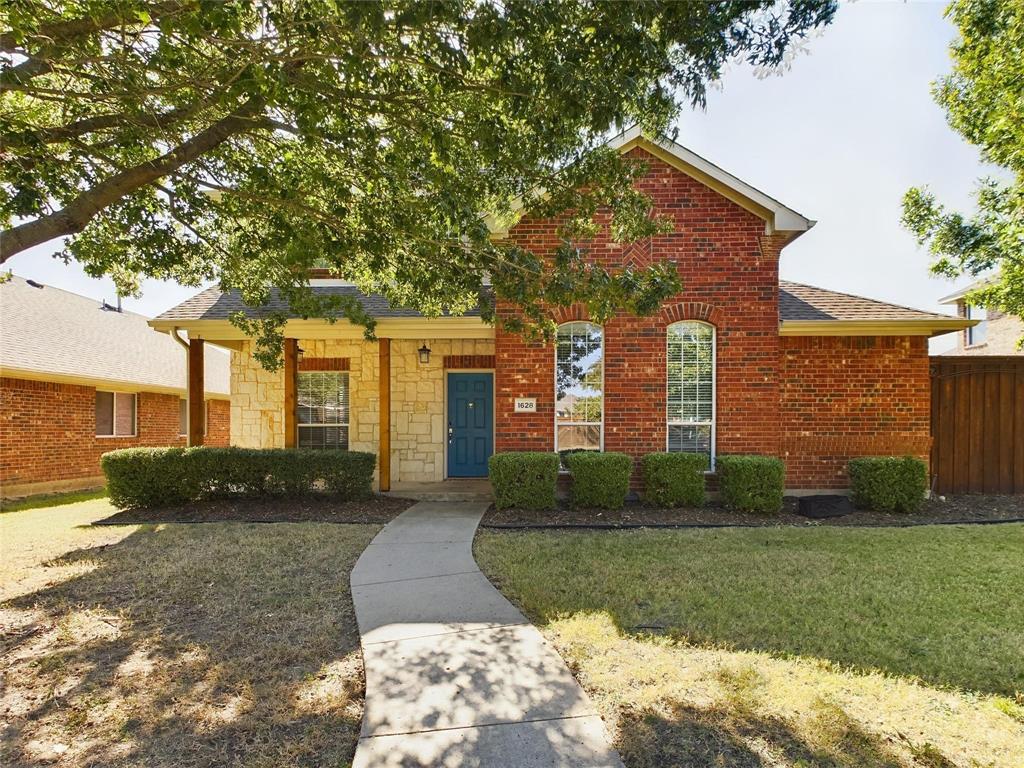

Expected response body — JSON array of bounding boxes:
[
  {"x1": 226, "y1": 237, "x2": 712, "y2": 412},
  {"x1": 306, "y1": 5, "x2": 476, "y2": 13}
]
[
  {"x1": 0, "y1": 499, "x2": 377, "y2": 768},
  {"x1": 477, "y1": 525, "x2": 1024, "y2": 768}
]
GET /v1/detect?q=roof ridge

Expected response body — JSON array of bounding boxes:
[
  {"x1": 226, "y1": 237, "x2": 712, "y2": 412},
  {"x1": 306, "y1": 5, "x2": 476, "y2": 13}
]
[{"x1": 5, "y1": 273, "x2": 153, "y2": 321}]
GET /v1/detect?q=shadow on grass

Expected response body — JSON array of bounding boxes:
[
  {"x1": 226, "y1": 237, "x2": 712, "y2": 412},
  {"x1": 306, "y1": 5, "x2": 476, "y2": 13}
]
[
  {"x1": 615, "y1": 700, "x2": 956, "y2": 768},
  {"x1": 0, "y1": 488, "x2": 107, "y2": 513},
  {"x1": 1, "y1": 522, "x2": 375, "y2": 767},
  {"x1": 476, "y1": 526, "x2": 1024, "y2": 697}
]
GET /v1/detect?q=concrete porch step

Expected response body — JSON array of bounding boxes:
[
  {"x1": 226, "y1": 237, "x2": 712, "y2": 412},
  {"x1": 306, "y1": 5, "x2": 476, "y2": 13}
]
[{"x1": 384, "y1": 479, "x2": 494, "y2": 503}]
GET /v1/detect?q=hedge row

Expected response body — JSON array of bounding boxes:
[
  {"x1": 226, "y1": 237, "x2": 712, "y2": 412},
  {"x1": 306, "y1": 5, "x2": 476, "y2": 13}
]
[{"x1": 102, "y1": 447, "x2": 376, "y2": 509}]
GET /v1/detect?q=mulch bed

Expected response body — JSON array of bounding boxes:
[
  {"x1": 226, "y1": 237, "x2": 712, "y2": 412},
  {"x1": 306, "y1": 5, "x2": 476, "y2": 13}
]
[
  {"x1": 482, "y1": 494, "x2": 1024, "y2": 529},
  {"x1": 96, "y1": 495, "x2": 417, "y2": 525}
]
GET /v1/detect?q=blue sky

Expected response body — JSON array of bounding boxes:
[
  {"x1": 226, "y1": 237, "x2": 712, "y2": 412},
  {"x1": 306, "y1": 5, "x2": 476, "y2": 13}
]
[{"x1": 5, "y1": 1, "x2": 984, "y2": 351}]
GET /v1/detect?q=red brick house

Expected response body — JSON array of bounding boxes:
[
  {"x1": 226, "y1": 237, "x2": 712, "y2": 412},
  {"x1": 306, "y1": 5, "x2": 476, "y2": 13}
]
[
  {"x1": 151, "y1": 129, "x2": 971, "y2": 493},
  {"x1": 0, "y1": 276, "x2": 231, "y2": 498}
]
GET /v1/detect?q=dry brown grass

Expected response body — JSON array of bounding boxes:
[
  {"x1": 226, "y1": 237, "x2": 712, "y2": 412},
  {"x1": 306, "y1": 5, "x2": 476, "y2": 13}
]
[{"x1": 1, "y1": 499, "x2": 378, "y2": 767}]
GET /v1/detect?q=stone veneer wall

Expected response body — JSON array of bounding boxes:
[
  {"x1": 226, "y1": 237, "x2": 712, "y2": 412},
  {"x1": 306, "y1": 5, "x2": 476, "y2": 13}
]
[
  {"x1": 390, "y1": 339, "x2": 495, "y2": 482},
  {"x1": 229, "y1": 337, "x2": 494, "y2": 484}
]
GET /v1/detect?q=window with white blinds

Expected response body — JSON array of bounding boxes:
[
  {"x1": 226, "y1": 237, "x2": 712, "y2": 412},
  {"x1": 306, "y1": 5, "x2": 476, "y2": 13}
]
[
  {"x1": 297, "y1": 371, "x2": 349, "y2": 449},
  {"x1": 555, "y1": 321, "x2": 603, "y2": 456},
  {"x1": 96, "y1": 391, "x2": 136, "y2": 437},
  {"x1": 666, "y1": 322, "x2": 714, "y2": 466}
]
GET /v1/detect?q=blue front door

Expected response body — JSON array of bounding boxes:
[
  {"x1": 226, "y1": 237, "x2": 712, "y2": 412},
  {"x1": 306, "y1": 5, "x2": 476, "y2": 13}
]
[{"x1": 447, "y1": 372, "x2": 493, "y2": 477}]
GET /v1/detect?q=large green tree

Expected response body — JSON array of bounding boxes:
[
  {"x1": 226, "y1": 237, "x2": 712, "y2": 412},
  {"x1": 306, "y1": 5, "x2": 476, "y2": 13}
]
[
  {"x1": 902, "y1": 0, "x2": 1023, "y2": 344},
  {"x1": 2, "y1": 0, "x2": 836, "y2": 366}
]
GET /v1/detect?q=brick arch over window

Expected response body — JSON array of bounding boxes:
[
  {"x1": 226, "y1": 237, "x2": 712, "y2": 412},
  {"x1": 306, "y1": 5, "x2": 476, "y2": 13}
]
[
  {"x1": 550, "y1": 304, "x2": 590, "y2": 325},
  {"x1": 661, "y1": 301, "x2": 724, "y2": 327}
]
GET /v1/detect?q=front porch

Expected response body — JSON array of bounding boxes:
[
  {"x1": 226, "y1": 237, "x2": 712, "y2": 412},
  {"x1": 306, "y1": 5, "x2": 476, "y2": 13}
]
[{"x1": 190, "y1": 333, "x2": 497, "y2": 492}]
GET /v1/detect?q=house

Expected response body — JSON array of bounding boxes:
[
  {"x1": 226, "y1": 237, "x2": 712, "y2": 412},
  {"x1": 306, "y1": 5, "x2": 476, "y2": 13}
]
[
  {"x1": 0, "y1": 275, "x2": 231, "y2": 497},
  {"x1": 938, "y1": 278, "x2": 1023, "y2": 355},
  {"x1": 149, "y1": 128, "x2": 972, "y2": 493}
]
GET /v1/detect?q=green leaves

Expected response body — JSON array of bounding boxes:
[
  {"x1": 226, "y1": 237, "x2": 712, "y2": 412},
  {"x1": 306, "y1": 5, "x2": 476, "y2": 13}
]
[
  {"x1": 902, "y1": 0, "x2": 1024, "y2": 346},
  {"x1": 2, "y1": 0, "x2": 837, "y2": 367}
]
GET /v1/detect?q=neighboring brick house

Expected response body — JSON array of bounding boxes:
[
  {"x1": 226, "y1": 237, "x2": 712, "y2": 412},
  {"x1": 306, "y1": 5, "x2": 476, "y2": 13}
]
[
  {"x1": 150, "y1": 128, "x2": 970, "y2": 492},
  {"x1": 0, "y1": 276, "x2": 231, "y2": 497},
  {"x1": 938, "y1": 278, "x2": 1024, "y2": 356}
]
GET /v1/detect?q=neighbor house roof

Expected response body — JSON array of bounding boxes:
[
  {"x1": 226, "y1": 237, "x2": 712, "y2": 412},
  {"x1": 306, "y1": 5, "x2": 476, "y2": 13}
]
[
  {"x1": 1, "y1": 275, "x2": 230, "y2": 396},
  {"x1": 778, "y1": 281, "x2": 973, "y2": 337},
  {"x1": 938, "y1": 275, "x2": 997, "y2": 305}
]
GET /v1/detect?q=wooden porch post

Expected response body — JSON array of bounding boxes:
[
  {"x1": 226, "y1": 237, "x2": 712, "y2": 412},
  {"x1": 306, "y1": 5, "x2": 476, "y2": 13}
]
[
  {"x1": 187, "y1": 338, "x2": 205, "y2": 447},
  {"x1": 284, "y1": 338, "x2": 297, "y2": 448},
  {"x1": 379, "y1": 338, "x2": 391, "y2": 491}
]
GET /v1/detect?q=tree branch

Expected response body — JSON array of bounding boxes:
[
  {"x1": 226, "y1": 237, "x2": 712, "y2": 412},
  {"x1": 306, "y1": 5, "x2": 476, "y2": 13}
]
[
  {"x1": 0, "y1": 1, "x2": 188, "y2": 53},
  {"x1": 0, "y1": 96, "x2": 265, "y2": 262}
]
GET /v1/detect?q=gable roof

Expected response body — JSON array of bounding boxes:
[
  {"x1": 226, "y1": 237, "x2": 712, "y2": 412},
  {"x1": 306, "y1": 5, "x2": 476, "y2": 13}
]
[
  {"x1": 779, "y1": 281, "x2": 973, "y2": 337},
  {"x1": 1, "y1": 275, "x2": 230, "y2": 396},
  {"x1": 486, "y1": 126, "x2": 815, "y2": 242},
  {"x1": 610, "y1": 126, "x2": 814, "y2": 238}
]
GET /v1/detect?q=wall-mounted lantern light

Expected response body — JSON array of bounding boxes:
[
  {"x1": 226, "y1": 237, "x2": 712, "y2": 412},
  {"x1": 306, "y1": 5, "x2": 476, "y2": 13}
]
[
  {"x1": 418, "y1": 343, "x2": 431, "y2": 365},
  {"x1": 296, "y1": 345, "x2": 305, "y2": 362}
]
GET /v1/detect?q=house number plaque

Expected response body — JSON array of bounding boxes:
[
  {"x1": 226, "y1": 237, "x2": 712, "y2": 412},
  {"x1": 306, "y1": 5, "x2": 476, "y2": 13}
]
[{"x1": 514, "y1": 398, "x2": 537, "y2": 413}]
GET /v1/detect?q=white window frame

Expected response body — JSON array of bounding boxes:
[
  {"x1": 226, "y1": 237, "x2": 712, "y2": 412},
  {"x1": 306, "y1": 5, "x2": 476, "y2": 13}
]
[
  {"x1": 297, "y1": 370, "x2": 350, "y2": 450},
  {"x1": 966, "y1": 304, "x2": 988, "y2": 347},
  {"x1": 553, "y1": 321, "x2": 605, "y2": 459},
  {"x1": 665, "y1": 321, "x2": 716, "y2": 470},
  {"x1": 96, "y1": 391, "x2": 137, "y2": 438}
]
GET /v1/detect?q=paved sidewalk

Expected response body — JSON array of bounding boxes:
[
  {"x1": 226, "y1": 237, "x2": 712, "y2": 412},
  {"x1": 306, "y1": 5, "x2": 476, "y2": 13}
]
[{"x1": 350, "y1": 501, "x2": 623, "y2": 768}]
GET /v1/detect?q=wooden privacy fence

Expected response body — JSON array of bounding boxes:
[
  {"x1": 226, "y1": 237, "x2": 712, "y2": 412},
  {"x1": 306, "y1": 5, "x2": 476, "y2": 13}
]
[{"x1": 930, "y1": 356, "x2": 1024, "y2": 494}]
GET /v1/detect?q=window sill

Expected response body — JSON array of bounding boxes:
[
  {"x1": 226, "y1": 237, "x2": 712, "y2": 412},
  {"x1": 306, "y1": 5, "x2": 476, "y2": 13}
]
[{"x1": 96, "y1": 434, "x2": 136, "y2": 439}]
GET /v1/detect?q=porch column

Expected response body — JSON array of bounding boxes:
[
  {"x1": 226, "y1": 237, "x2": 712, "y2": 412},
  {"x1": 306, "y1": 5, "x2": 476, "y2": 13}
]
[
  {"x1": 379, "y1": 338, "x2": 391, "y2": 491},
  {"x1": 187, "y1": 338, "x2": 205, "y2": 447},
  {"x1": 284, "y1": 338, "x2": 297, "y2": 448}
]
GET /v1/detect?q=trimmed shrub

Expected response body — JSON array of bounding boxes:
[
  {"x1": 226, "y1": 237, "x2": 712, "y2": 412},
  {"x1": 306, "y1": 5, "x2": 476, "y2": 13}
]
[
  {"x1": 102, "y1": 447, "x2": 376, "y2": 509},
  {"x1": 641, "y1": 452, "x2": 708, "y2": 507},
  {"x1": 848, "y1": 456, "x2": 928, "y2": 513},
  {"x1": 565, "y1": 451, "x2": 633, "y2": 509},
  {"x1": 716, "y1": 455, "x2": 785, "y2": 514},
  {"x1": 489, "y1": 452, "x2": 559, "y2": 510}
]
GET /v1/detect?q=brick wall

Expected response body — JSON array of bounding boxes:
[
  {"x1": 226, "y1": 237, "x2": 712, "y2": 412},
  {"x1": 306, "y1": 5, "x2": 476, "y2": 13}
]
[
  {"x1": 496, "y1": 148, "x2": 786, "y2": 474},
  {"x1": 779, "y1": 336, "x2": 931, "y2": 489},
  {"x1": 0, "y1": 376, "x2": 229, "y2": 496}
]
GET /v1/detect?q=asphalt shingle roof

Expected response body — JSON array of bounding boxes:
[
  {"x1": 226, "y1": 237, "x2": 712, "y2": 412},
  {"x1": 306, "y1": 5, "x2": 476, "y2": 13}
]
[
  {"x1": 778, "y1": 281, "x2": 957, "y2": 323},
  {"x1": 156, "y1": 280, "x2": 954, "y2": 327},
  {"x1": 153, "y1": 284, "x2": 485, "y2": 322},
  {"x1": 1, "y1": 275, "x2": 229, "y2": 394}
]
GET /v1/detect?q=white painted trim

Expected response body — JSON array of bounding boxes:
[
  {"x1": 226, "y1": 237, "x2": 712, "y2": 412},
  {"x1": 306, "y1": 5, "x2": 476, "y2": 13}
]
[
  {"x1": 0, "y1": 366, "x2": 230, "y2": 399},
  {"x1": 149, "y1": 316, "x2": 495, "y2": 341},
  {"x1": 779, "y1": 318, "x2": 974, "y2": 337},
  {"x1": 443, "y1": 369, "x2": 496, "y2": 480},
  {"x1": 665, "y1": 320, "x2": 716, "y2": 471}
]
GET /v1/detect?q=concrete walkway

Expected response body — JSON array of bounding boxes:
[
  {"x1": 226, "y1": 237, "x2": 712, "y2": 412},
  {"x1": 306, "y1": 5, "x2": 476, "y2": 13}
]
[{"x1": 350, "y1": 501, "x2": 623, "y2": 768}]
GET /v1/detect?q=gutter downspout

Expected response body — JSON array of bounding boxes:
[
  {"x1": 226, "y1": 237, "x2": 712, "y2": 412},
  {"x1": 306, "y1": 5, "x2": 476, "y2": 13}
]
[{"x1": 171, "y1": 327, "x2": 192, "y2": 444}]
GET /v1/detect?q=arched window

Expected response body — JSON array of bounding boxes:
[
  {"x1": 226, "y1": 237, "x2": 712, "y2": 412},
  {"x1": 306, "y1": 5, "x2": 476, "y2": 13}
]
[
  {"x1": 555, "y1": 321, "x2": 603, "y2": 456},
  {"x1": 667, "y1": 321, "x2": 715, "y2": 465}
]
